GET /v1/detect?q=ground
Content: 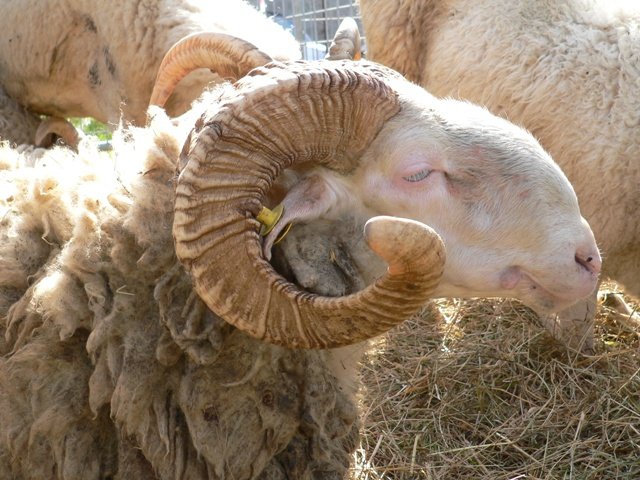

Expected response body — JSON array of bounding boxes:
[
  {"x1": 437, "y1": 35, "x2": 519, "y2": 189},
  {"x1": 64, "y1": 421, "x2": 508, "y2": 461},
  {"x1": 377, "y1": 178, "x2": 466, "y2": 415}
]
[{"x1": 351, "y1": 286, "x2": 639, "y2": 479}]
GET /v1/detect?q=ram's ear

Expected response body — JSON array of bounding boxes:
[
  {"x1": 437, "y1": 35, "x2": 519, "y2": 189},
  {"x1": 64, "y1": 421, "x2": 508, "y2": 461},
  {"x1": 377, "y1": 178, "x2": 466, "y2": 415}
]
[{"x1": 262, "y1": 174, "x2": 339, "y2": 259}]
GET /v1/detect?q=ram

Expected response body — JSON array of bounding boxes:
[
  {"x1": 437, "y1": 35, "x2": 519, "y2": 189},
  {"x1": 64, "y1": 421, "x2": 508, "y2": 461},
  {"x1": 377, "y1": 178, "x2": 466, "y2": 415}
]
[
  {"x1": 0, "y1": 48, "x2": 600, "y2": 478},
  {"x1": 359, "y1": 0, "x2": 640, "y2": 349},
  {"x1": 0, "y1": 0, "x2": 300, "y2": 127}
]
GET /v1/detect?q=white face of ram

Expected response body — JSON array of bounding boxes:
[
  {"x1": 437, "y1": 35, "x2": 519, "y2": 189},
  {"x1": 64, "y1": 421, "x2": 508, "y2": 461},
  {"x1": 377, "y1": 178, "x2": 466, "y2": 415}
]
[
  {"x1": 264, "y1": 92, "x2": 600, "y2": 315},
  {"x1": 350, "y1": 99, "x2": 601, "y2": 314}
]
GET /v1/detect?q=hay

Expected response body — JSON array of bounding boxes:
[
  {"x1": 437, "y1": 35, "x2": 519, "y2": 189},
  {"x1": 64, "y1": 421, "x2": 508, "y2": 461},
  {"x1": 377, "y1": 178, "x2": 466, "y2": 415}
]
[{"x1": 351, "y1": 287, "x2": 640, "y2": 479}]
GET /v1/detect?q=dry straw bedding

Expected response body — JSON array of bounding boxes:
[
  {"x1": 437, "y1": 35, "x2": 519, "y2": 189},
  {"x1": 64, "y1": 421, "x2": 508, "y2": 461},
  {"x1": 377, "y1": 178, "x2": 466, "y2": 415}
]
[{"x1": 351, "y1": 290, "x2": 639, "y2": 480}]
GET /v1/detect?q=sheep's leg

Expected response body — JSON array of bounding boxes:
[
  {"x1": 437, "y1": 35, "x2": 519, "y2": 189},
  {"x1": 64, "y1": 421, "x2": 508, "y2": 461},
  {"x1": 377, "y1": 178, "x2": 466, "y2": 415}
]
[{"x1": 599, "y1": 291, "x2": 640, "y2": 332}]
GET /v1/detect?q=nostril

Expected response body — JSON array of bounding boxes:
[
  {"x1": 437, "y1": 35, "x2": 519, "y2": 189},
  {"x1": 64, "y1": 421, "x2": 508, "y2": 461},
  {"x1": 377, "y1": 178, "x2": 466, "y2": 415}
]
[{"x1": 575, "y1": 250, "x2": 601, "y2": 275}]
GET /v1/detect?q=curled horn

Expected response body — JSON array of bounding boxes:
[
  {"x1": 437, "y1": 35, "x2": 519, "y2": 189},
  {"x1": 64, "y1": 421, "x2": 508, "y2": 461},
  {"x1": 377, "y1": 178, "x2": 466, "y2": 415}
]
[
  {"x1": 35, "y1": 117, "x2": 80, "y2": 150},
  {"x1": 326, "y1": 17, "x2": 362, "y2": 61},
  {"x1": 173, "y1": 61, "x2": 446, "y2": 349},
  {"x1": 150, "y1": 32, "x2": 273, "y2": 108}
]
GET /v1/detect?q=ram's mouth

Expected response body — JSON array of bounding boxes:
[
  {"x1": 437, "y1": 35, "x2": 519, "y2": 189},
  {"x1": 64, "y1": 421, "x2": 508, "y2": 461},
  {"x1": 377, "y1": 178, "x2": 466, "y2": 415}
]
[
  {"x1": 494, "y1": 266, "x2": 581, "y2": 314},
  {"x1": 517, "y1": 272, "x2": 558, "y2": 313},
  {"x1": 517, "y1": 268, "x2": 598, "y2": 314}
]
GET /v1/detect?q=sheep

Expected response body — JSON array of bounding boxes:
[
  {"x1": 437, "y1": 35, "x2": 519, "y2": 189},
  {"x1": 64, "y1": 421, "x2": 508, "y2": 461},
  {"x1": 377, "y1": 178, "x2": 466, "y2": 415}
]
[
  {"x1": 0, "y1": 52, "x2": 602, "y2": 478},
  {"x1": 0, "y1": 85, "x2": 40, "y2": 146},
  {"x1": 359, "y1": 0, "x2": 640, "y2": 350},
  {"x1": 0, "y1": 111, "x2": 363, "y2": 479},
  {"x1": 0, "y1": 0, "x2": 301, "y2": 127},
  {"x1": 1, "y1": 83, "x2": 84, "y2": 151}
]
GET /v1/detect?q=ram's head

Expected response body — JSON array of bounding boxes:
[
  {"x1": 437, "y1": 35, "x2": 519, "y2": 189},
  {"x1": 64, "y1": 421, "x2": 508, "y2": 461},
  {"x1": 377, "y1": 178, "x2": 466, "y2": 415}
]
[{"x1": 151, "y1": 33, "x2": 600, "y2": 350}]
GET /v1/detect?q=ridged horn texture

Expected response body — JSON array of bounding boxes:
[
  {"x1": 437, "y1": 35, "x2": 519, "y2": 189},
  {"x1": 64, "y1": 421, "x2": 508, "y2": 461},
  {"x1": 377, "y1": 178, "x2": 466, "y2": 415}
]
[
  {"x1": 149, "y1": 32, "x2": 273, "y2": 108},
  {"x1": 34, "y1": 116, "x2": 80, "y2": 150},
  {"x1": 173, "y1": 61, "x2": 445, "y2": 349}
]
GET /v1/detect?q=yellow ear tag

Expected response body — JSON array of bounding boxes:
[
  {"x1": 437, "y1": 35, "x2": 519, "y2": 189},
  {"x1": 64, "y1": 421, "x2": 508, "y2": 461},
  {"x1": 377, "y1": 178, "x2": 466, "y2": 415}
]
[{"x1": 256, "y1": 205, "x2": 293, "y2": 244}]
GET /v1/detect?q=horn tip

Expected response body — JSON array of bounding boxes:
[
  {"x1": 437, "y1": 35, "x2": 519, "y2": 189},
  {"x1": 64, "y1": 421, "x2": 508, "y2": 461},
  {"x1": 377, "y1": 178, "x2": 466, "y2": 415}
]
[{"x1": 364, "y1": 216, "x2": 445, "y2": 270}]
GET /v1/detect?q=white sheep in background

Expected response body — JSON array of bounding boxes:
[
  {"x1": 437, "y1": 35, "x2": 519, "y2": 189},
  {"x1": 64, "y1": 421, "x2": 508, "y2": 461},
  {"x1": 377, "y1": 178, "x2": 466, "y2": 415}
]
[
  {"x1": 1, "y1": 84, "x2": 80, "y2": 150},
  {"x1": 359, "y1": 0, "x2": 640, "y2": 349},
  {"x1": 0, "y1": 85, "x2": 40, "y2": 146},
  {"x1": 0, "y1": 0, "x2": 300, "y2": 127},
  {"x1": 0, "y1": 43, "x2": 602, "y2": 477}
]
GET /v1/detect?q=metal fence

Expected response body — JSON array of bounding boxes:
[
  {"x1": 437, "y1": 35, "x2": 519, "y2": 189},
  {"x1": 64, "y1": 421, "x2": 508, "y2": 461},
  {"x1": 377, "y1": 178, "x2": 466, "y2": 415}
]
[{"x1": 247, "y1": 0, "x2": 362, "y2": 60}]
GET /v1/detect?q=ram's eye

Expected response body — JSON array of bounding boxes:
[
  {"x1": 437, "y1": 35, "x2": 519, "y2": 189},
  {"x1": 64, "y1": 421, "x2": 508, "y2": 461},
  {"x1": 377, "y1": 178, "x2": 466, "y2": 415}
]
[{"x1": 402, "y1": 168, "x2": 431, "y2": 182}]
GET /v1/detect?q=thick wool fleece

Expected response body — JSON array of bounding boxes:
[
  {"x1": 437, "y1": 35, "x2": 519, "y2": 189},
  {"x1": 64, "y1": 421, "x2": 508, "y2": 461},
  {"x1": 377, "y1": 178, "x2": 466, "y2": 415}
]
[
  {"x1": 0, "y1": 111, "x2": 357, "y2": 479},
  {"x1": 0, "y1": 86, "x2": 40, "y2": 146}
]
